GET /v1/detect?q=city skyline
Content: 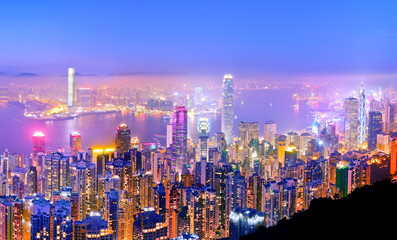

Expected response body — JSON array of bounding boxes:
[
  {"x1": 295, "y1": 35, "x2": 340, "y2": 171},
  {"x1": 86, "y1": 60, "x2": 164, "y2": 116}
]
[
  {"x1": 1, "y1": 73, "x2": 397, "y2": 239},
  {"x1": 1, "y1": 1, "x2": 397, "y2": 240}
]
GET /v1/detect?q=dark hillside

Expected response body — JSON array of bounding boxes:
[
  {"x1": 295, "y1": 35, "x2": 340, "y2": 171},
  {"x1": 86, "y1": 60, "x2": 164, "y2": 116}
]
[{"x1": 242, "y1": 179, "x2": 397, "y2": 240}]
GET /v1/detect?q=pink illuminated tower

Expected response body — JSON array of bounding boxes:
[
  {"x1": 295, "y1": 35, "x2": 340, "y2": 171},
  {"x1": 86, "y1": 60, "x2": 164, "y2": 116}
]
[
  {"x1": 70, "y1": 131, "x2": 82, "y2": 156},
  {"x1": 32, "y1": 131, "x2": 45, "y2": 157}
]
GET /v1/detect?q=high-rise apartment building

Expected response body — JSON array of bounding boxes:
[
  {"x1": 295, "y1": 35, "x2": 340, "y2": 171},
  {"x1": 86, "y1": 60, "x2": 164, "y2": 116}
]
[
  {"x1": 74, "y1": 212, "x2": 114, "y2": 240},
  {"x1": 44, "y1": 152, "x2": 70, "y2": 199},
  {"x1": 105, "y1": 189, "x2": 119, "y2": 238}
]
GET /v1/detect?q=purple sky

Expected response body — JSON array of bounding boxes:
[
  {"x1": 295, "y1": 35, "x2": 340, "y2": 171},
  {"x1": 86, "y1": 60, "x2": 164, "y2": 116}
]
[{"x1": 1, "y1": 1, "x2": 397, "y2": 80}]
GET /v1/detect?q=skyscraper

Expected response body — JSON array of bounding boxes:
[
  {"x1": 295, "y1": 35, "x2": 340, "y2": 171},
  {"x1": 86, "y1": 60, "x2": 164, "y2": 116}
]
[
  {"x1": 238, "y1": 122, "x2": 259, "y2": 147},
  {"x1": 225, "y1": 171, "x2": 247, "y2": 234},
  {"x1": 222, "y1": 74, "x2": 234, "y2": 145},
  {"x1": 285, "y1": 143, "x2": 298, "y2": 167},
  {"x1": 386, "y1": 102, "x2": 397, "y2": 133},
  {"x1": 32, "y1": 132, "x2": 45, "y2": 157},
  {"x1": 168, "y1": 186, "x2": 181, "y2": 238},
  {"x1": 358, "y1": 84, "x2": 367, "y2": 146},
  {"x1": 69, "y1": 159, "x2": 97, "y2": 220},
  {"x1": 344, "y1": 97, "x2": 359, "y2": 150},
  {"x1": 286, "y1": 131, "x2": 300, "y2": 151},
  {"x1": 133, "y1": 208, "x2": 167, "y2": 240},
  {"x1": 336, "y1": 161, "x2": 349, "y2": 198},
  {"x1": 368, "y1": 111, "x2": 382, "y2": 150},
  {"x1": 76, "y1": 88, "x2": 95, "y2": 108},
  {"x1": 172, "y1": 106, "x2": 188, "y2": 164},
  {"x1": 299, "y1": 132, "x2": 312, "y2": 157},
  {"x1": 391, "y1": 138, "x2": 397, "y2": 176},
  {"x1": 70, "y1": 132, "x2": 82, "y2": 156},
  {"x1": 27, "y1": 166, "x2": 38, "y2": 194},
  {"x1": 214, "y1": 132, "x2": 227, "y2": 153},
  {"x1": 115, "y1": 123, "x2": 131, "y2": 154},
  {"x1": 53, "y1": 199, "x2": 73, "y2": 240},
  {"x1": 167, "y1": 123, "x2": 173, "y2": 148},
  {"x1": 30, "y1": 211, "x2": 51, "y2": 240},
  {"x1": 44, "y1": 152, "x2": 70, "y2": 199},
  {"x1": 67, "y1": 67, "x2": 75, "y2": 108},
  {"x1": 0, "y1": 197, "x2": 23, "y2": 240},
  {"x1": 105, "y1": 189, "x2": 119, "y2": 238},
  {"x1": 264, "y1": 121, "x2": 276, "y2": 147},
  {"x1": 194, "y1": 86, "x2": 203, "y2": 107},
  {"x1": 198, "y1": 117, "x2": 210, "y2": 162}
]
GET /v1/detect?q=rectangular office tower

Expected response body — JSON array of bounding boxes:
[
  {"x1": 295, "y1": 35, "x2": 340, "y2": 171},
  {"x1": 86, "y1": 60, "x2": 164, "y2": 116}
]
[
  {"x1": 264, "y1": 121, "x2": 277, "y2": 147},
  {"x1": 368, "y1": 111, "x2": 382, "y2": 150},
  {"x1": 68, "y1": 67, "x2": 75, "y2": 108},
  {"x1": 222, "y1": 74, "x2": 234, "y2": 145}
]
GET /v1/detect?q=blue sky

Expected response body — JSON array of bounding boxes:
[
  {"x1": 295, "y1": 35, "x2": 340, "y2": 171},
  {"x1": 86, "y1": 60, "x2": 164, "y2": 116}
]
[{"x1": 0, "y1": 0, "x2": 396, "y2": 78}]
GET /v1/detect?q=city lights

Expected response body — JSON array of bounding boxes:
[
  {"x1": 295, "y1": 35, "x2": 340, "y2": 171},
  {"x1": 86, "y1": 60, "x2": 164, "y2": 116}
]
[{"x1": 0, "y1": 2, "x2": 396, "y2": 239}]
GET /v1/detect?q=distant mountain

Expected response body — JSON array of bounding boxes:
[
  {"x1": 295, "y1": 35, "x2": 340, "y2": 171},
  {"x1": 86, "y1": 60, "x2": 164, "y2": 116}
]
[
  {"x1": 241, "y1": 178, "x2": 397, "y2": 240},
  {"x1": 108, "y1": 71, "x2": 187, "y2": 76},
  {"x1": 74, "y1": 72, "x2": 97, "y2": 77},
  {"x1": 0, "y1": 72, "x2": 9, "y2": 76},
  {"x1": 15, "y1": 72, "x2": 39, "y2": 77}
]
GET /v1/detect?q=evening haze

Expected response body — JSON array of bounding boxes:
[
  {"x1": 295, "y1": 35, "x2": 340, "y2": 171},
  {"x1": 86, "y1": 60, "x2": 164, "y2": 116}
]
[{"x1": 1, "y1": 1, "x2": 397, "y2": 81}]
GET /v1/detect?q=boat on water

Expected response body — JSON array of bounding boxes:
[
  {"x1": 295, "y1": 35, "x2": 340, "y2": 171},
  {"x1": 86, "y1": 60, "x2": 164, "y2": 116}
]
[{"x1": 162, "y1": 115, "x2": 171, "y2": 120}]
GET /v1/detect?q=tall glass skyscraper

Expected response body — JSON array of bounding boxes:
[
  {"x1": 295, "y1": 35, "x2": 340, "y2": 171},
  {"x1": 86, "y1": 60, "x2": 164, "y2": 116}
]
[
  {"x1": 344, "y1": 97, "x2": 359, "y2": 150},
  {"x1": 368, "y1": 111, "x2": 382, "y2": 150},
  {"x1": 115, "y1": 124, "x2": 131, "y2": 154},
  {"x1": 172, "y1": 106, "x2": 188, "y2": 164},
  {"x1": 67, "y1": 67, "x2": 75, "y2": 108},
  {"x1": 222, "y1": 74, "x2": 234, "y2": 145}
]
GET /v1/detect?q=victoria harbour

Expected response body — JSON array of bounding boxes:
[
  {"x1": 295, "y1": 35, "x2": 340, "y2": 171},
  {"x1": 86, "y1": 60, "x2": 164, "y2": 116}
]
[{"x1": 0, "y1": 88, "x2": 312, "y2": 154}]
